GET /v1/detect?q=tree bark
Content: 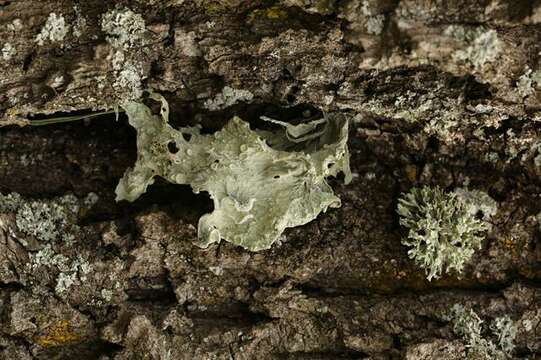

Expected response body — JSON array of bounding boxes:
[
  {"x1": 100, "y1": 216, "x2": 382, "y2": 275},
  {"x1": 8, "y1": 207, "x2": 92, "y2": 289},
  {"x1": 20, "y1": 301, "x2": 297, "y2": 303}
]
[{"x1": 1, "y1": 0, "x2": 541, "y2": 359}]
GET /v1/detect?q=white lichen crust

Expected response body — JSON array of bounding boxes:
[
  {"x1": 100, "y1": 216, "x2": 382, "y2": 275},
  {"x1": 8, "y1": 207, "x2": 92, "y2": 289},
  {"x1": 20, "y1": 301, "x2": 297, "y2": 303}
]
[
  {"x1": 116, "y1": 93, "x2": 351, "y2": 251},
  {"x1": 397, "y1": 186, "x2": 489, "y2": 280}
]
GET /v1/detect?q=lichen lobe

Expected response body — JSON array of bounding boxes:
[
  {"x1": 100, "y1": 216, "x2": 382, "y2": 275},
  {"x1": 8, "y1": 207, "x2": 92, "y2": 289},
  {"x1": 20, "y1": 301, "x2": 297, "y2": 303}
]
[{"x1": 115, "y1": 93, "x2": 351, "y2": 251}]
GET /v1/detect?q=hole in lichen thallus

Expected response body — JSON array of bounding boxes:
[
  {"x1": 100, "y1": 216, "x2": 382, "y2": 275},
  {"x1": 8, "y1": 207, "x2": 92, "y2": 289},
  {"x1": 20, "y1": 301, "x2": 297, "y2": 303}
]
[
  {"x1": 182, "y1": 133, "x2": 192, "y2": 142},
  {"x1": 167, "y1": 141, "x2": 179, "y2": 154}
]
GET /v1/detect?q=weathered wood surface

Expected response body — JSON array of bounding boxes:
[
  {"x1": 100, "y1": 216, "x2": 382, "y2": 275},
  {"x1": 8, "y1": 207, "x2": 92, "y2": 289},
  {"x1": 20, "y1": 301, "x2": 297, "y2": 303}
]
[{"x1": 1, "y1": 1, "x2": 541, "y2": 358}]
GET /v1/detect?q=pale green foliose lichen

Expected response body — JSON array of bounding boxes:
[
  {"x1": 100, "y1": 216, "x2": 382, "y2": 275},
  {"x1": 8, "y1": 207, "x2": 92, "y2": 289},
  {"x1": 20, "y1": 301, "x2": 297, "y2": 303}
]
[
  {"x1": 397, "y1": 186, "x2": 491, "y2": 280},
  {"x1": 115, "y1": 93, "x2": 351, "y2": 251}
]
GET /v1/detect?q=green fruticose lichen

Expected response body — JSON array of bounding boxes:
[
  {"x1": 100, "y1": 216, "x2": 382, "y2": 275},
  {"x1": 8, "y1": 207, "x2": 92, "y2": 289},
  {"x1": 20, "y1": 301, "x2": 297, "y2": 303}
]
[
  {"x1": 448, "y1": 304, "x2": 517, "y2": 359},
  {"x1": 397, "y1": 186, "x2": 495, "y2": 280},
  {"x1": 116, "y1": 93, "x2": 351, "y2": 251}
]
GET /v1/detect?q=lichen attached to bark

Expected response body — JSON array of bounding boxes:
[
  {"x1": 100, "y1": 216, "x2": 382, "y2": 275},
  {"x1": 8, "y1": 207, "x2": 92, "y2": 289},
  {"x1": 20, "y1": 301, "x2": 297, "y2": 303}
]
[{"x1": 115, "y1": 93, "x2": 351, "y2": 251}]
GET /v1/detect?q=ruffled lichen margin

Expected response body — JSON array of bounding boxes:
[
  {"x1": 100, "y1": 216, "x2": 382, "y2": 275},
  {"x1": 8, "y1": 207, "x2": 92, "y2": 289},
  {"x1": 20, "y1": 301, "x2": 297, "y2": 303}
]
[{"x1": 115, "y1": 93, "x2": 351, "y2": 251}]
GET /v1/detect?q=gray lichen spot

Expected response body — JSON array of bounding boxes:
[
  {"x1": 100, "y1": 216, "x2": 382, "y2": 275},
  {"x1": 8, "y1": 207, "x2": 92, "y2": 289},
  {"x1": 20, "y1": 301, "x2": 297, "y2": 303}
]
[
  {"x1": 55, "y1": 272, "x2": 77, "y2": 294},
  {"x1": 0, "y1": 192, "x2": 98, "y2": 244},
  {"x1": 116, "y1": 93, "x2": 351, "y2": 251},
  {"x1": 174, "y1": 30, "x2": 201, "y2": 57},
  {"x1": 101, "y1": 7, "x2": 147, "y2": 100},
  {"x1": 101, "y1": 288, "x2": 113, "y2": 302},
  {"x1": 361, "y1": 2, "x2": 385, "y2": 35},
  {"x1": 15, "y1": 195, "x2": 80, "y2": 243},
  {"x1": 2, "y1": 43, "x2": 16, "y2": 61},
  {"x1": 516, "y1": 67, "x2": 541, "y2": 98},
  {"x1": 7, "y1": 19, "x2": 23, "y2": 32},
  {"x1": 491, "y1": 316, "x2": 517, "y2": 355},
  {"x1": 447, "y1": 304, "x2": 517, "y2": 359},
  {"x1": 453, "y1": 29, "x2": 502, "y2": 68},
  {"x1": 54, "y1": 255, "x2": 93, "y2": 295},
  {"x1": 453, "y1": 188, "x2": 498, "y2": 224},
  {"x1": 365, "y1": 16, "x2": 385, "y2": 35},
  {"x1": 397, "y1": 186, "x2": 490, "y2": 280},
  {"x1": 204, "y1": 86, "x2": 254, "y2": 111},
  {"x1": 114, "y1": 62, "x2": 144, "y2": 100},
  {"x1": 0, "y1": 192, "x2": 22, "y2": 212},
  {"x1": 72, "y1": 6, "x2": 88, "y2": 38},
  {"x1": 101, "y1": 7, "x2": 146, "y2": 49},
  {"x1": 30, "y1": 244, "x2": 69, "y2": 271},
  {"x1": 35, "y1": 13, "x2": 70, "y2": 46}
]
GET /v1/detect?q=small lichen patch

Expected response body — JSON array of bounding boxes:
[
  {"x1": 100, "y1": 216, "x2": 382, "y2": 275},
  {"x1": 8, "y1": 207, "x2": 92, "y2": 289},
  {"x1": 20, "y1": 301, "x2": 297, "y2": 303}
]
[
  {"x1": 2, "y1": 43, "x2": 16, "y2": 61},
  {"x1": 34, "y1": 320, "x2": 79, "y2": 347},
  {"x1": 72, "y1": 6, "x2": 87, "y2": 38},
  {"x1": 101, "y1": 288, "x2": 113, "y2": 302},
  {"x1": 516, "y1": 67, "x2": 541, "y2": 98},
  {"x1": 15, "y1": 195, "x2": 80, "y2": 244},
  {"x1": 174, "y1": 30, "x2": 201, "y2": 57},
  {"x1": 397, "y1": 186, "x2": 490, "y2": 280},
  {"x1": 0, "y1": 192, "x2": 98, "y2": 244},
  {"x1": 114, "y1": 62, "x2": 144, "y2": 100},
  {"x1": 447, "y1": 304, "x2": 517, "y2": 359},
  {"x1": 454, "y1": 188, "x2": 498, "y2": 224},
  {"x1": 203, "y1": 86, "x2": 254, "y2": 111},
  {"x1": 101, "y1": 7, "x2": 147, "y2": 101},
  {"x1": 35, "y1": 13, "x2": 69, "y2": 46},
  {"x1": 55, "y1": 272, "x2": 77, "y2": 294},
  {"x1": 116, "y1": 93, "x2": 351, "y2": 251},
  {"x1": 0, "y1": 192, "x2": 22, "y2": 212},
  {"x1": 491, "y1": 316, "x2": 517, "y2": 355},
  {"x1": 101, "y1": 7, "x2": 146, "y2": 49},
  {"x1": 361, "y1": 2, "x2": 385, "y2": 35},
  {"x1": 30, "y1": 245, "x2": 69, "y2": 271},
  {"x1": 7, "y1": 19, "x2": 23, "y2": 32},
  {"x1": 454, "y1": 29, "x2": 502, "y2": 68},
  {"x1": 365, "y1": 16, "x2": 385, "y2": 35}
]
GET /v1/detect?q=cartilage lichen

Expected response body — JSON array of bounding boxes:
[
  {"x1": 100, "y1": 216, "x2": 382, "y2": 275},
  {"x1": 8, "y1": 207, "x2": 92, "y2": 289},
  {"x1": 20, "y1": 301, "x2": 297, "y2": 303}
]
[
  {"x1": 397, "y1": 186, "x2": 493, "y2": 280},
  {"x1": 116, "y1": 92, "x2": 351, "y2": 251}
]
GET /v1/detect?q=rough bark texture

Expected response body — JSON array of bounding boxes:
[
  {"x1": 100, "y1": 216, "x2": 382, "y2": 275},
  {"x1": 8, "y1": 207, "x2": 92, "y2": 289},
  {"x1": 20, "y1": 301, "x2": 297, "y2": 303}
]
[{"x1": 1, "y1": 0, "x2": 541, "y2": 359}]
